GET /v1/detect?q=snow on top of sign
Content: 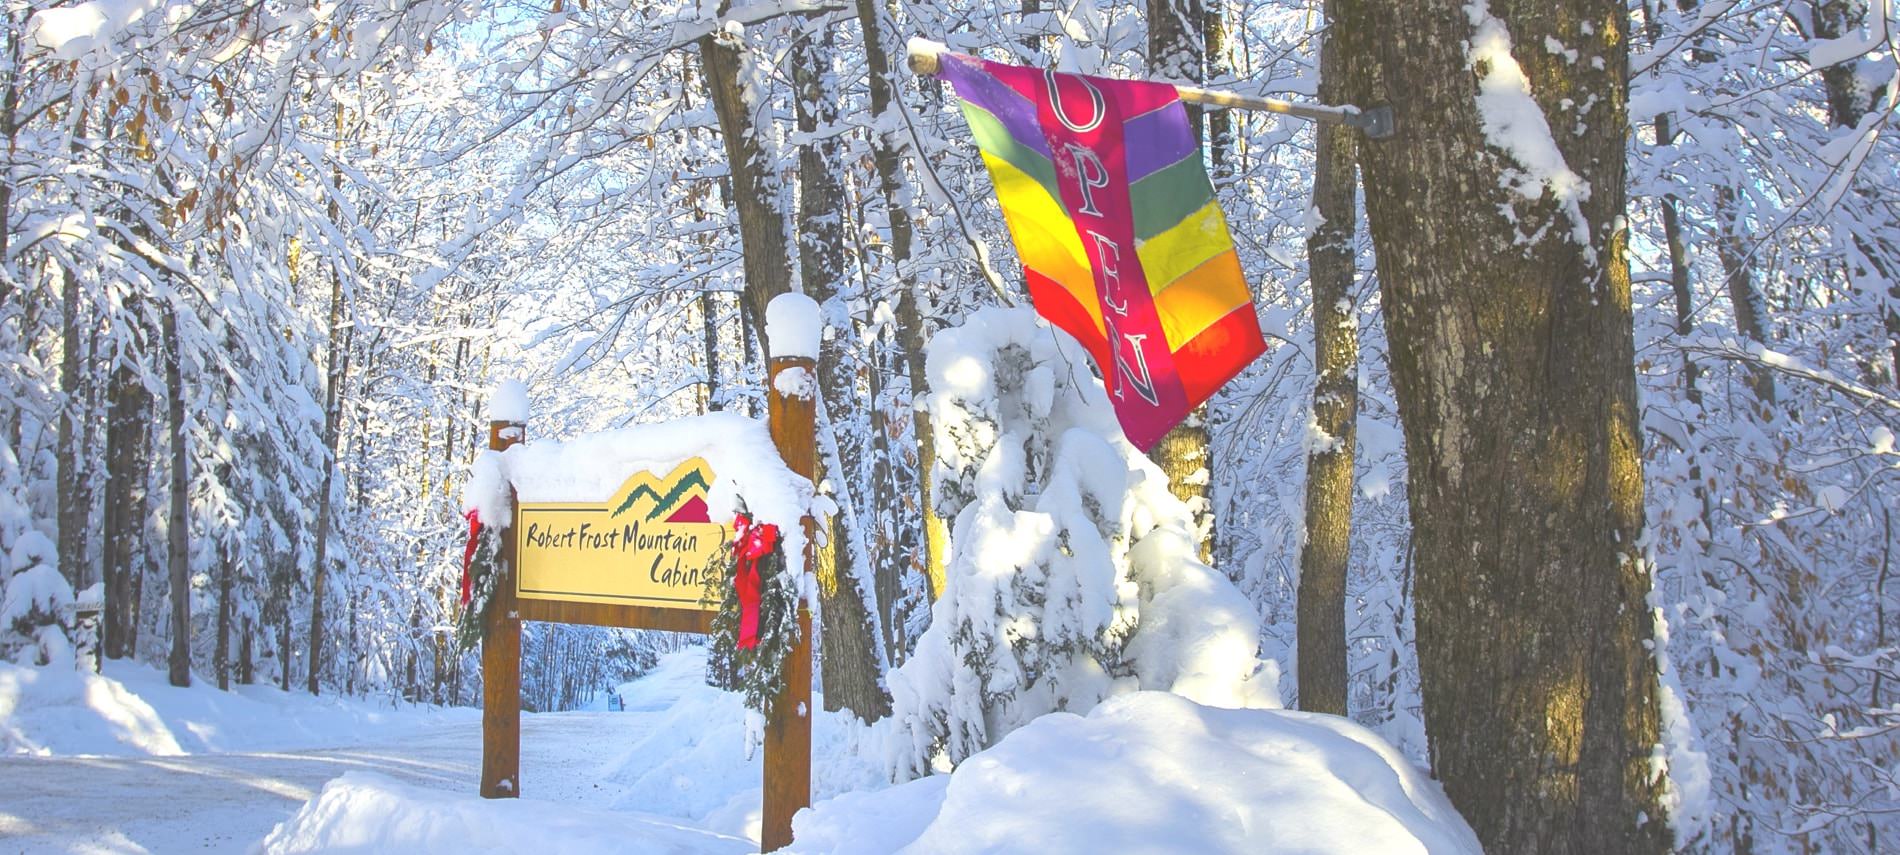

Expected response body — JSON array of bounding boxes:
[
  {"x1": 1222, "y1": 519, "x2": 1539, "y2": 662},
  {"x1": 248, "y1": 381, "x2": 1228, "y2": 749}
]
[
  {"x1": 765, "y1": 293, "x2": 821, "y2": 359},
  {"x1": 490, "y1": 378, "x2": 530, "y2": 423},
  {"x1": 461, "y1": 412, "x2": 813, "y2": 556}
]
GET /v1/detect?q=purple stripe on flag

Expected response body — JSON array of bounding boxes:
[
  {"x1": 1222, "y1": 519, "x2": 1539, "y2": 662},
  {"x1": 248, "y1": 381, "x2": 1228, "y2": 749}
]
[
  {"x1": 1123, "y1": 101, "x2": 1196, "y2": 183},
  {"x1": 940, "y1": 54, "x2": 1054, "y2": 161}
]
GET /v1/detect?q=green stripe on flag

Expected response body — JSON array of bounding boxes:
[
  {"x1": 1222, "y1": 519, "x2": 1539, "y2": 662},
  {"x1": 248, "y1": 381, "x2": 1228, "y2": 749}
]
[
  {"x1": 961, "y1": 103, "x2": 1063, "y2": 208},
  {"x1": 1131, "y1": 155, "x2": 1214, "y2": 242}
]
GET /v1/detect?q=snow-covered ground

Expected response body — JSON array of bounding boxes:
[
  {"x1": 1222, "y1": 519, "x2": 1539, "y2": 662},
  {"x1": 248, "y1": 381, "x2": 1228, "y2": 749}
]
[
  {"x1": 2, "y1": 650, "x2": 1479, "y2": 853},
  {"x1": 0, "y1": 657, "x2": 477, "y2": 757}
]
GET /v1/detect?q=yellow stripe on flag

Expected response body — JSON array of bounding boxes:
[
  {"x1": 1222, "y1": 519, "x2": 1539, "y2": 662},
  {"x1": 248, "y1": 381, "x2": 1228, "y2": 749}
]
[
  {"x1": 982, "y1": 151, "x2": 1104, "y2": 337},
  {"x1": 1153, "y1": 249, "x2": 1251, "y2": 349},
  {"x1": 1136, "y1": 200, "x2": 1234, "y2": 296}
]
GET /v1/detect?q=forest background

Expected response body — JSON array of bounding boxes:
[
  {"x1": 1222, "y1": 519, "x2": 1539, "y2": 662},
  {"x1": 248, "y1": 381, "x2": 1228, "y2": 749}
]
[{"x1": 0, "y1": 0, "x2": 1895, "y2": 852}]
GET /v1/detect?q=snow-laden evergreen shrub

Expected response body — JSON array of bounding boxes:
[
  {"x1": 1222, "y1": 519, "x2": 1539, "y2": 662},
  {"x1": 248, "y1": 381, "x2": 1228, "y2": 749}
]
[
  {"x1": 887, "y1": 308, "x2": 1280, "y2": 779},
  {"x1": 0, "y1": 440, "x2": 71, "y2": 667}
]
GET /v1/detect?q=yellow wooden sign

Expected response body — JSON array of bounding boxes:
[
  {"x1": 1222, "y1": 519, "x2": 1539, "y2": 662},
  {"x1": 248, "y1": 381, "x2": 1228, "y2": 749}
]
[{"x1": 515, "y1": 458, "x2": 726, "y2": 611}]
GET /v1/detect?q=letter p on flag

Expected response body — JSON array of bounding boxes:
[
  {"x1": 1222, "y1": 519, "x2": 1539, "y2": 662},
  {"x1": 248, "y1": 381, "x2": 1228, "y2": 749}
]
[{"x1": 939, "y1": 52, "x2": 1267, "y2": 451}]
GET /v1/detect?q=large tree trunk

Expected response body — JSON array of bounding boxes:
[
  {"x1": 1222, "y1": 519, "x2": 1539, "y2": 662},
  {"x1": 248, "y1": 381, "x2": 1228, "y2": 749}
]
[
  {"x1": 1331, "y1": 1, "x2": 1671, "y2": 851},
  {"x1": 1296, "y1": 29, "x2": 1358, "y2": 717},
  {"x1": 1811, "y1": 0, "x2": 1886, "y2": 131},
  {"x1": 699, "y1": 7, "x2": 792, "y2": 354},
  {"x1": 102, "y1": 305, "x2": 152, "y2": 661},
  {"x1": 163, "y1": 305, "x2": 190, "y2": 687},
  {"x1": 793, "y1": 19, "x2": 891, "y2": 721},
  {"x1": 1145, "y1": 0, "x2": 1218, "y2": 563}
]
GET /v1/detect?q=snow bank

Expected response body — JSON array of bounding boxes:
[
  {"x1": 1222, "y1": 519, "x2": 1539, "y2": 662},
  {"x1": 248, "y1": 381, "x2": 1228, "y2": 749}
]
[
  {"x1": 796, "y1": 693, "x2": 1481, "y2": 855},
  {"x1": 260, "y1": 771, "x2": 754, "y2": 855},
  {"x1": 259, "y1": 649, "x2": 889, "y2": 851},
  {"x1": 0, "y1": 658, "x2": 473, "y2": 756},
  {"x1": 257, "y1": 659, "x2": 1474, "y2": 854}
]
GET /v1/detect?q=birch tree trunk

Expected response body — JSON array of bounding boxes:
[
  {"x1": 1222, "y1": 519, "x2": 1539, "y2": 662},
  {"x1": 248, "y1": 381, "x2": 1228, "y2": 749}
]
[
  {"x1": 1296, "y1": 26, "x2": 1358, "y2": 716},
  {"x1": 1331, "y1": 1, "x2": 1672, "y2": 850}
]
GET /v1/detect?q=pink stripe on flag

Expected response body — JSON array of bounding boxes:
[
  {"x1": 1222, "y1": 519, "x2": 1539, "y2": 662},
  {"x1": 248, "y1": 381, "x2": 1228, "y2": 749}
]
[{"x1": 985, "y1": 61, "x2": 1190, "y2": 451}]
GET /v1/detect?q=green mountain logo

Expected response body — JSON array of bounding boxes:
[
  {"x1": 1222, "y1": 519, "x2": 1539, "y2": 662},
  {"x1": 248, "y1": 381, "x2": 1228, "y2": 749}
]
[{"x1": 607, "y1": 460, "x2": 715, "y2": 523}]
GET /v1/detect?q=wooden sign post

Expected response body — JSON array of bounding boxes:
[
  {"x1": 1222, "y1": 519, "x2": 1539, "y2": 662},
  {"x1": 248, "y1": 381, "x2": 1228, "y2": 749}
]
[
  {"x1": 762, "y1": 350, "x2": 815, "y2": 852},
  {"x1": 478, "y1": 295, "x2": 819, "y2": 852},
  {"x1": 481, "y1": 416, "x2": 524, "y2": 799}
]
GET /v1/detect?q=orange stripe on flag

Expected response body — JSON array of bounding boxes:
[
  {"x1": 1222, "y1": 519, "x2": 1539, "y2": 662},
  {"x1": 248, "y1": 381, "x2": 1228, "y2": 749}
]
[
  {"x1": 1174, "y1": 304, "x2": 1267, "y2": 407},
  {"x1": 1153, "y1": 249, "x2": 1251, "y2": 350}
]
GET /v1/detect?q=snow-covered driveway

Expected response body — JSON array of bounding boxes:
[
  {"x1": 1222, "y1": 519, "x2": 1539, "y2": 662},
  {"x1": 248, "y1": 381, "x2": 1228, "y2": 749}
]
[{"x1": 0, "y1": 712, "x2": 656, "y2": 853}]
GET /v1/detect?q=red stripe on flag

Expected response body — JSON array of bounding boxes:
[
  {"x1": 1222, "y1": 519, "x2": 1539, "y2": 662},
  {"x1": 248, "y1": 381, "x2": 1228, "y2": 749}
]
[
  {"x1": 1175, "y1": 304, "x2": 1267, "y2": 408},
  {"x1": 1026, "y1": 267, "x2": 1113, "y2": 368}
]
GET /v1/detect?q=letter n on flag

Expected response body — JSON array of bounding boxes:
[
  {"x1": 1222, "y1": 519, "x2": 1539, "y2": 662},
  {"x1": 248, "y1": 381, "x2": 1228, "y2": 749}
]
[{"x1": 939, "y1": 52, "x2": 1267, "y2": 451}]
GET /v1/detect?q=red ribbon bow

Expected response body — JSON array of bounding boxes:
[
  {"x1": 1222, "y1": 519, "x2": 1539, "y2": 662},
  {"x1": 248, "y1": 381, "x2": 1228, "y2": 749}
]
[
  {"x1": 731, "y1": 513, "x2": 780, "y2": 650},
  {"x1": 461, "y1": 509, "x2": 482, "y2": 606}
]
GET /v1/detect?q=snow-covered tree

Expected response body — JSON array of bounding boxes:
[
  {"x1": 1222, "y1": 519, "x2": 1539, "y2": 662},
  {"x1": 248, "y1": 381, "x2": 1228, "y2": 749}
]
[{"x1": 887, "y1": 308, "x2": 1280, "y2": 778}]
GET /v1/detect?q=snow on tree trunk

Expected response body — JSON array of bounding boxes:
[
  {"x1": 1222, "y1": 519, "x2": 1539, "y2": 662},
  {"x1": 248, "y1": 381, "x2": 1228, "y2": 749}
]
[{"x1": 886, "y1": 308, "x2": 1279, "y2": 779}]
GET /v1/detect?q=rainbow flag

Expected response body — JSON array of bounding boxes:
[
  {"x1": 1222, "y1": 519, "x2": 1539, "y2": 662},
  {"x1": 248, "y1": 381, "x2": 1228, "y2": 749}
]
[{"x1": 940, "y1": 52, "x2": 1266, "y2": 451}]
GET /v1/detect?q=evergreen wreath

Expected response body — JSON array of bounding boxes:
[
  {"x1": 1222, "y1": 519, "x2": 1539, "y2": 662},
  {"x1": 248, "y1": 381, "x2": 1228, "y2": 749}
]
[
  {"x1": 455, "y1": 517, "x2": 504, "y2": 652},
  {"x1": 704, "y1": 507, "x2": 803, "y2": 717}
]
